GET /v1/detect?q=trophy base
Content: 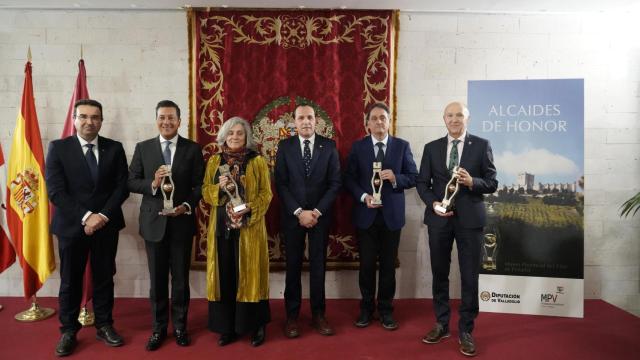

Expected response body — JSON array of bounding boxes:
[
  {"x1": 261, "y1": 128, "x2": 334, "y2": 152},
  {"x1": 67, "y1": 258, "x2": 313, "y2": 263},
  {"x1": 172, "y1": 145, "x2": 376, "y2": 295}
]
[
  {"x1": 233, "y1": 203, "x2": 247, "y2": 213},
  {"x1": 370, "y1": 198, "x2": 382, "y2": 206},
  {"x1": 159, "y1": 208, "x2": 176, "y2": 216},
  {"x1": 434, "y1": 204, "x2": 449, "y2": 214},
  {"x1": 482, "y1": 261, "x2": 496, "y2": 271}
]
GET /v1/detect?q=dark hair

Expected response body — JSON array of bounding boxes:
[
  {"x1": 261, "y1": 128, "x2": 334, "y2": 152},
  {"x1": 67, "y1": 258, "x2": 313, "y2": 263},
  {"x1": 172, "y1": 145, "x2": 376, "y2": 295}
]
[
  {"x1": 156, "y1": 100, "x2": 181, "y2": 119},
  {"x1": 293, "y1": 103, "x2": 315, "y2": 118},
  {"x1": 365, "y1": 102, "x2": 390, "y2": 122},
  {"x1": 73, "y1": 99, "x2": 103, "y2": 118}
]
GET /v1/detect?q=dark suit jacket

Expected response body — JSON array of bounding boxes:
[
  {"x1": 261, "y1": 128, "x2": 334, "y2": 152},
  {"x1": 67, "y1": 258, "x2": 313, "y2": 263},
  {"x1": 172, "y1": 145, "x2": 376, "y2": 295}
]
[
  {"x1": 46, "y1": 135, "x2": 129, "y2": 245},
  {"x1": 416, "y1": 133, "x2": 498, "y2": 229},
  {"x1": 127, "y1": 136, "x2": 204, "y2": 242},
  {"x1": 344, "y1": 135, "x2": 418, "y2": 231},
  {"x1": 274, "y1": 134, "x2": 342, "y2": 229}
]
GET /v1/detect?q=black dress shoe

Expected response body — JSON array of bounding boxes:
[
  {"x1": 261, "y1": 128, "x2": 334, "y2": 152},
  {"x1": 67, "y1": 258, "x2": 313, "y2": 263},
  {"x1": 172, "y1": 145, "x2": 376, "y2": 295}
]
[
  {"x1": 55, "y1": 332, "x2": 77, "y2": 357},
  {"x1": 250, "y1": 326, "x2": 265, "y2": 347},
  {"x1": 146, "y1": 331, "x2": 167, "y2": 351},
  {"x1": 354, "y1": 310, "x2": 373, "y2": 328},
  {"x1": 380, "y1": 314, "x2": 399, "y2": 331},
  {"x1": 422, "y1": 323, "x2": 450, "y2": 344},
  {"x1": 174, "y1": 329, "x2": 191, "y2": 347},
  {"x1": 218, "y1": 333, "x2": 237, "y2": 346},
  {"x1": 96, "y1": 325, "x2": 124, "y2": 347},
  {"x1": 459, "y1": 332, "x2": 477, "y2": 357}
]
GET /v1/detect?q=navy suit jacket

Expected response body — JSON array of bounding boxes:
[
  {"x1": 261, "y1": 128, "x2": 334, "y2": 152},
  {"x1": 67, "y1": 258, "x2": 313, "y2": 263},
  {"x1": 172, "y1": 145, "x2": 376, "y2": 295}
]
[
  {"x1": 344, "y1": 135, "x2": 418, "y2": 231},
  {"x1": 274, "y1": 134, "x2": 342, "y2": 229},
  {"x1": 127, "y1": 136, "x2": 204, "y2": 242},
  {"x1": 46, "y1": 135, "x2": 129, "y2": 244},
  {"x1": 416, "y1": 133, "x2": 498, "y2": 229}
]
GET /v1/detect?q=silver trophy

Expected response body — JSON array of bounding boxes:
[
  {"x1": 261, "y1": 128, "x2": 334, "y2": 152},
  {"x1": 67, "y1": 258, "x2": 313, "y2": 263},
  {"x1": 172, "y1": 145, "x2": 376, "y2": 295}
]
[
  {"x1": 219, "y1": 164, "x2": 247, "y2": 213},
  {"x1": 434, "y1": 166, "x2": 461, "y2": 214},
  {"x1": 371, "y1": 161, "x2": 383, "y2": 205},
  {"x1": 159, "y1": 165, "x2": 176, "y2": 215}
]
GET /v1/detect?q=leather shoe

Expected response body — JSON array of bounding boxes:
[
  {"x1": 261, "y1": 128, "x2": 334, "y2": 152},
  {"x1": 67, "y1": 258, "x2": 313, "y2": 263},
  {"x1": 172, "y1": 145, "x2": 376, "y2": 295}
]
[
  {"x1": 174, "y1": 329, "x2": 190, "y2": 347},
  {"x1": 459, "y1": 332, "x2": 477, "y2": 357},
  {"x1": 96, "y1": 325, "x2": 124, "y2": 347},
  {"x1": 311, "y1": 315, "x2": 335, "y2": 336},
  {"x1": 284, "y1": 318, "x2": 300, "y2": 338},
  {"x1": 380, "y1": 313, "x2": 399, "y2": 331},
  {"x1": 422, "y1": 323, "x2": 450, "y2": 344},
  {"x1": 354, "y1": 310, "x2": 373, "y2": 328},
  {"x1": 145, "y1": 331, "x2": 166, "y2": 351},
  {"x1": 217, "y1": 333, "x2": 237, "y2": 346},
  {"x1": 250, "y1": 326, "x2": 265, "y2": 347},
  {"x1": 55, "y1": 332, "x2": 77, "y2": 357}
]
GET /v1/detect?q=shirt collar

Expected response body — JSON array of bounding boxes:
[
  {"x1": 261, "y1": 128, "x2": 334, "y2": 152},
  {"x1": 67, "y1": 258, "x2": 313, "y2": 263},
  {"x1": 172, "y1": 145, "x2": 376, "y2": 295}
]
[
  {"x1": 370, "y1": 133, "x2": 389, "y2": 147},
  {"x1": 447, "y1": 130, "x2": 466, "y2": 144},
  {"x1": 77, "y1": 134, "x2": 98, "y2": 147},
  {"x1": 298, "y1": 133, "x2": 316, "y2": 145},
  {"x1": 159, "y1": 134, "x2": 179, "y2": 144}
]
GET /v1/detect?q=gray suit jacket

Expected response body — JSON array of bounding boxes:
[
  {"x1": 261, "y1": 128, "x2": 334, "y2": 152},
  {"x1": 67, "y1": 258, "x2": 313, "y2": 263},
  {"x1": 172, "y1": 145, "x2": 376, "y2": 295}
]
[{"x1": 128, "y1": 135, "x2": 204, "y2": 242}]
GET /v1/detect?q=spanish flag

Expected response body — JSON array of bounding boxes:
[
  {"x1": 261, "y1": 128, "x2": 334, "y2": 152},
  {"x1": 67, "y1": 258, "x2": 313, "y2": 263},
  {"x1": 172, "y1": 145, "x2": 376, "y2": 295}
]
[{"x1": 6, "y1": 59, "x2": 56, "y2": 299}]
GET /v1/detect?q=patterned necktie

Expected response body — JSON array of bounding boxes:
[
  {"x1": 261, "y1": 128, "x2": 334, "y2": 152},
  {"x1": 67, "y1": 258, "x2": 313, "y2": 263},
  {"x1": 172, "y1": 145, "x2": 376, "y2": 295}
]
[
  {"x1": 375, "y1": 142, "x2": 385, "y2": 163},
  {"x1": 448, "y1": 139, "x2": 461, "y2": 173},
  {"x1": 303, "y1": 139, "x2": 312, "y2": 177},
  {"x1": 163, "y1": 140, "x2": 172, "y2": 165},
  {"x1": 85, "y1": 143, "x2": 98, "y2": 184}
]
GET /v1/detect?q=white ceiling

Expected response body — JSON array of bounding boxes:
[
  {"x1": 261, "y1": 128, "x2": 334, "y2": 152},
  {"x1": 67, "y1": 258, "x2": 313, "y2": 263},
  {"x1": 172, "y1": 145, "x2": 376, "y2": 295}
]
[{"x1": 1, "y1": 0, "x2": 639, "y2": 13}]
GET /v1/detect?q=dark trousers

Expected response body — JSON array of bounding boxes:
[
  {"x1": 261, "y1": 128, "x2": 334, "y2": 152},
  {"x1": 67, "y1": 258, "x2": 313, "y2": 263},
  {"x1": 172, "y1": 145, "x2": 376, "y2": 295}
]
[
  {"x1": 357, "y1": 211, "x2": 401, "y2": 315},
  {"x1": 428, "y1": 217, "x2": 483, "y2": 334},
  {"x1": 144, "y1": 219, "x2": 193, "y2": 333},
  {"x1": 283, "y1": 218, "x2": 330, "y2": 318},
  {"x1": 58, "y1": 231, "x2": 118, "y2": 334},
  {"x1": 208, "y1": 229, "x2": 271, "y2": 335}
]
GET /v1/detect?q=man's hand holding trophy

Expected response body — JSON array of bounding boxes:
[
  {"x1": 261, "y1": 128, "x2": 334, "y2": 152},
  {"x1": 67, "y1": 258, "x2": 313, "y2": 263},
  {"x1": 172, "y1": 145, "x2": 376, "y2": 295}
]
[{"x1": 433, "y1": 165, "x2": 467, "y2": 216}]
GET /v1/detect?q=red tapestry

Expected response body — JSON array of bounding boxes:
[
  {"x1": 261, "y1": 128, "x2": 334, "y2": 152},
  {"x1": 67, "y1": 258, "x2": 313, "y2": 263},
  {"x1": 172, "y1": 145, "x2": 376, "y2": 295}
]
[{"x1": 188, "y1": 8, "x2": 398, "y2": 269}]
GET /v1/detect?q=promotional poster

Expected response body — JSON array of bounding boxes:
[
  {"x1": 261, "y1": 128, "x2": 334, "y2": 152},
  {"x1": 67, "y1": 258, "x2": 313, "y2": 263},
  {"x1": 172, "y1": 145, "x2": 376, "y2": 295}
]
[{"x1": 468, "y1": 79, "x2": 584, "y2": 317}]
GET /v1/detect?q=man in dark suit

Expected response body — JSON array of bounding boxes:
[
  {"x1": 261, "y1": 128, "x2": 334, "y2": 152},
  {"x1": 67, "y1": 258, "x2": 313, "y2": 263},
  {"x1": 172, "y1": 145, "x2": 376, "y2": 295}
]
[
  {"x1": 417, "y1": 102, "x2": 498, "y2": 357},
  {"x1": 275, "y1": 104, "x2": 342, "y2": 338},
  {"x1": 344, "y1": 103, "x2": 418, "y2": 331},
  {"x1": 46, "y1": 99, "x2": 129, "y2": 357},
  {"x1": 128, "y1": 100, "x2": 204, "y2": 351}
]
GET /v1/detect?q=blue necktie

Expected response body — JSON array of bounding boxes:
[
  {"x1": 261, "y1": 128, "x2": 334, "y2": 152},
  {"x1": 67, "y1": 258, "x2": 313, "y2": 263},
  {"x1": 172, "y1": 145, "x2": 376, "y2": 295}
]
[
  {"x1": 448, "y1": 139, "x2": 461, "y2": 173},
  {"x1": 163, "y1": 140, "x2": 172, "y2": 165},
  {"x1": 85, "y1": 143, "x2": 98, "y2": 184},
  {"x1": 375, "y1": 142, "x2": 385, "y2": 163},
  {"x1": 303, "y1": 139, "x2": 311, "y2": 177}
]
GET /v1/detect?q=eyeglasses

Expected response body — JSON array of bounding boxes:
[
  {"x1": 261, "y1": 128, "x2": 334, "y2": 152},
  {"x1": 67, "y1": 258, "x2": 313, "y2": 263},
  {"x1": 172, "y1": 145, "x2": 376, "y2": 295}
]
[{"x1": 74, "y1": 114, "x2": 102, "y2": 121}]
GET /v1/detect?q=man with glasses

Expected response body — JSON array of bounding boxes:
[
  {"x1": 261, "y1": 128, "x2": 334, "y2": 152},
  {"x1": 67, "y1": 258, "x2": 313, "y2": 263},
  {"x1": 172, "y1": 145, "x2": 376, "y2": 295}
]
[
  {"x1": 46, "y1": 99, "x2": 129, "y2": 357},
  {"x1": 344, "y1": 102, "x2": 418, "y2": 331},
  {"x1": 128, "y1": 100, "x2": 204, "y2": 351}
]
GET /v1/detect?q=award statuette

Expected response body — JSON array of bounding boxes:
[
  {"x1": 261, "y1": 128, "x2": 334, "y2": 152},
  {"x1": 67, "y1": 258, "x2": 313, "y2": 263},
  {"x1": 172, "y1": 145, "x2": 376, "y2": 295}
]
[
  {"x1": 482, "y1": 233, "x2": 498, "y2": 271},
  {"x1": 434, "y1": 166, "x2": 461, "y2": 214},
  {"x1": 371, "y1": 161, "x2": 383, "y2": 205},
  {"x1": 219, "y1": 164, "x2": 247, "y2": 213},
  {"x1": 159, "y1": 165, "x2": 176, "y2": 215}
]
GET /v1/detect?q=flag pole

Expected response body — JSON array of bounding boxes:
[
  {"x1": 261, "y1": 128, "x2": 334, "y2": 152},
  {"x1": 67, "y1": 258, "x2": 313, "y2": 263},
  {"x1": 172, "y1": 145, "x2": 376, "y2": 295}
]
[
  {"x1": 15, "y1": 295, "x2": 55, "y2": 322},
  {"x1": 12, "y1": 47, "x2": 57, "y2": 322}
]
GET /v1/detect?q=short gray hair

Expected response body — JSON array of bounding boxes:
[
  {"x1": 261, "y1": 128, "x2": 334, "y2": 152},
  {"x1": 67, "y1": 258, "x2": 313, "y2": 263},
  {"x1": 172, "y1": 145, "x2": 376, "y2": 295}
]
[{"x1": 217, "y1": 116, "x2": 255, "y2": 150}]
